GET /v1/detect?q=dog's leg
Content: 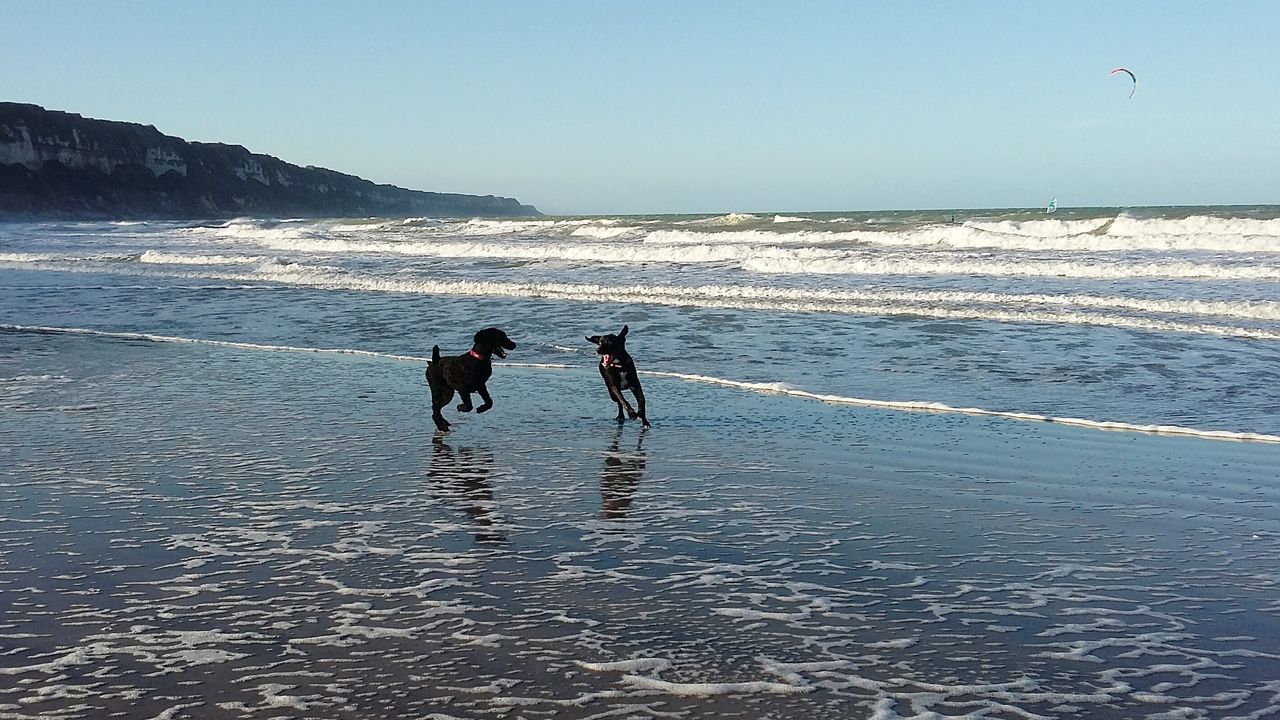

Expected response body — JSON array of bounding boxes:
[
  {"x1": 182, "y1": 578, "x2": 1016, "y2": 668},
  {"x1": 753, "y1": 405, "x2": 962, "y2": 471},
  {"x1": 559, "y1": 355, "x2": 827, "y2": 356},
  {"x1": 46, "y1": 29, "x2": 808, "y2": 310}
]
[
  {"x1": 457, "y1": 392, "x2": 474, "y2": 413},
  {"x1": 475, "y1": 385, "x2": 494, "y2": 414},
  {"x1": 632, "y1": 383, "x2": 651, "y2": 427},
  {"x1": 617, "y1": 386, "x2": 640, "y2": 420},
  {"x1": 430, "y1": 378, "x2": 455, "y2": 432},
  {"x1": 606, "y1": 382, "x2": 629, "y2": 422},
  {"x1": 432, "y1": 394, "x2": 453, "y2": 432}
]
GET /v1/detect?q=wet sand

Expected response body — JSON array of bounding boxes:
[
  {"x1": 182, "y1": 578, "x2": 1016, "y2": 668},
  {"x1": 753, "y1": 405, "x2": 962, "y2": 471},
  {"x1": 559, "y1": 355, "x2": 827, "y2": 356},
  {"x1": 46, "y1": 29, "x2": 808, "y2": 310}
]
[{"x1": 2, "y1": 330, "x2": 1279, "y2": 719}]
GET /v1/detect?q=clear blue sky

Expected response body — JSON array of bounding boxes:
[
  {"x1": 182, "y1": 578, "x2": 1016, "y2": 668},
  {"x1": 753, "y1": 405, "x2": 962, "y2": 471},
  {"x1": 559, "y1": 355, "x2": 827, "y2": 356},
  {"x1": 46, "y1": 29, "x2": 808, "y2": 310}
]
[{"x1": 3, "y1": 1, "x2": 1278, "y2": 215}]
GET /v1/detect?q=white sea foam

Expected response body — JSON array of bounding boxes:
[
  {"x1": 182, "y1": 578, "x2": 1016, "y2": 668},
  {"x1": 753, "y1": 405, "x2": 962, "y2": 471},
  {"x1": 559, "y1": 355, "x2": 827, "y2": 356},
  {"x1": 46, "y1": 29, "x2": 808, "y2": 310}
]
[
  {"x1": 578, "y1": 658, "x2": 672, "y2": 673},
  {"x1": 739, "y1": 253, "x2": 1280, "y2": 280},
  {"x1": 682, "y1": 213, "x2": 761, "y2": 226},
  {"x1": 213, "y1": 231, "x2": 1280, "y2": 278},
  {"x1": 7, "y1": 323, "x2": 1278, "y2": 444},
  {"x1": 6, "y1": 259, "x2": 1279, "y2": 338},
  {"x1": 618, "y1": 674, "x2": 810, "y2": 696},
  {"x1": 183, "y1": 212, "x2": 1280, "y2": 254},
  {"x1": 569, "y1": 225, "x2": 638, "y2": 239},
  {"x1": 234, "y1": 234, "x2": 806, "y2": 264},
  {"x1": 640, "y1": 369, "x2": 1280, "y2": 444},
  {"x1": 455, "y1": 218, "x2": 605, "y2": 236},
  {"x1": 648, "y1": 215, "x2": 1280, "y2": 252},
  {"x1": 201, "y1": 221, "x2": 310, "y2": 243},
  {"x1": 866, "y1": 637, "x2": 919, "y2": 650},
  {"x1": 0, "y1": 252, "x2": 67, "y2": 262},
  {"x1": 230, "y1": 267, "x2": 1280, "y2": 337},
  {"x1": 1107, "y1": 214, "x2": 1280, "y2": 238},
  {"x1": 138, "y1": 251, "x2": 266, "y2": 265}
]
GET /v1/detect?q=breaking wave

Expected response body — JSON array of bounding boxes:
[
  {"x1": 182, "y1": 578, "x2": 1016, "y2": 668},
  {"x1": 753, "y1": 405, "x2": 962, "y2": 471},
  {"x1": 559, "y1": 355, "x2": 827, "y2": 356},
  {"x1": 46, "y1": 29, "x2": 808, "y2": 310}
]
[
  {"x1": 119, "y1": 233, "x2": 1280, "y2": 280},
  {"x1": 6, "y1": 255, "x2": 1276, "y2": 339},
  {"x1": 138, "y1": 251, "x2": 266, "y2": 265},
  {"x1": 11, "y1": 213, "x2": 1280, "y2": 255}
]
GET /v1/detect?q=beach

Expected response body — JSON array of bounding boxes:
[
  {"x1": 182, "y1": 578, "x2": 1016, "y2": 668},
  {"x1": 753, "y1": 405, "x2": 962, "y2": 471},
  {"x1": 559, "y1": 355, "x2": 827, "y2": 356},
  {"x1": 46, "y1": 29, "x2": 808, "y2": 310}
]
[
  {"x1": 7, "y1": 1, "x2": 1280, "y2": 715},
  {"x1": 3, "y1": 327, "x2": 1279, "y2": 719}
]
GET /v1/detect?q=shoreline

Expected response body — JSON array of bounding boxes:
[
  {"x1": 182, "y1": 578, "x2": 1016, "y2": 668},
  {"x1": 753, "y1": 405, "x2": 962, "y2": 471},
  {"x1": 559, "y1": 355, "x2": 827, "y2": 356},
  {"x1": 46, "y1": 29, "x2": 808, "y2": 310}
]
[{"x1": 6, "y1": 321, "x2": 1279, "y2": 445}]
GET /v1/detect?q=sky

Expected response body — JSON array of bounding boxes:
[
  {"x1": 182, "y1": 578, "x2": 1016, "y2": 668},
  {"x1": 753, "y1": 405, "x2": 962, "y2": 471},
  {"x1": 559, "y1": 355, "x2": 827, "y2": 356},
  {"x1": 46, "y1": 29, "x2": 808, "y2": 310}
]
[{"x1": 3, "y1": 1, "x2": 1278, "y2": 215}]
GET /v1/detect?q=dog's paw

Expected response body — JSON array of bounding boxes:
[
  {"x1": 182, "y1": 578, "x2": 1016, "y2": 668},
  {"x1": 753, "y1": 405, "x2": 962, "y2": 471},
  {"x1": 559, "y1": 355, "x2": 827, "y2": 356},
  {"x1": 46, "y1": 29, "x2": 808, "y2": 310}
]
[
  {"x1": 456, "y1": 404, "x2": 473, "y2": 413},
  {"x1": 434, "y1": 421, "x2": 451, "y2": 432},
  {"x1": 627, "y1": 409, "x2": 639, "y2": 419},
  {"x1": 476, "y1": 403, "x2": 493, "y2": 414}
]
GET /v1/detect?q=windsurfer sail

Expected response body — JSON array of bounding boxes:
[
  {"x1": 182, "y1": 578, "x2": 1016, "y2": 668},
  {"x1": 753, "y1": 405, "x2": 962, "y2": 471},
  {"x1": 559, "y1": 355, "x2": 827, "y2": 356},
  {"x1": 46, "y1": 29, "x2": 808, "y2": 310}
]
[{"x1": 1046, "y1": 198, "x2": 1057, "y2": 214}]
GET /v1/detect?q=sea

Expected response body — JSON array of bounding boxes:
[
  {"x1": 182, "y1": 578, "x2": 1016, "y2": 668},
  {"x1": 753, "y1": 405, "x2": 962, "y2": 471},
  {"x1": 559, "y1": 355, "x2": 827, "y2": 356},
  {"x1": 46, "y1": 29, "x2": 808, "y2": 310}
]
[
  {"x1": 3, "y1": 206, "x2": 1279, "y2": 437},
  {"x1": 3, "y1": 207, "x2": 1280, "y2": 719}
]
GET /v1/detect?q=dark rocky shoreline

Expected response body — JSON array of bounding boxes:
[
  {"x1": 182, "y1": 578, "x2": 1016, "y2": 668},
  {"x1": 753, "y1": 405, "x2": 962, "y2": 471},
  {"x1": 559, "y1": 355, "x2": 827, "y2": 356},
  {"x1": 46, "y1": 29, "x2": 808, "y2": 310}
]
[{"x1": 0, "y1": 102, "x2": 538, "y2": 219}]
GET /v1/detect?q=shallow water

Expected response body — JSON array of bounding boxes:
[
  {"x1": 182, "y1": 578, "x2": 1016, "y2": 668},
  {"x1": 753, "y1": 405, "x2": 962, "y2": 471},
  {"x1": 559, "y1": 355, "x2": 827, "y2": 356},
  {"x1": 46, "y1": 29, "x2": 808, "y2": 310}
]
[{"x1": 2, "y1": 331, "x2": 1278, "y2": 719}]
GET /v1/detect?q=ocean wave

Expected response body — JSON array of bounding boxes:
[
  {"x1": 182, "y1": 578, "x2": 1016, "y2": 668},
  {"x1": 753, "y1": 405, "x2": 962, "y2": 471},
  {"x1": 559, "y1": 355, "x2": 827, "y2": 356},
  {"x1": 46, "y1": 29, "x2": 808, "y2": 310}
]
[
  {"x1": 0, "y1": 251, "x2": 139, "y2": 263},
  {"x1": 200, "y1": 232, "x2": 1280, "y2": 279},
  {"x1": 196, "y1": 220, "x2": 312, "y2": 244},
  {"x1": 0, "y1": 252, "x2": 73, "y2": 262},
  {"x1": 7, "y1": 323, "x2": 1277, "y2": 444},
  {"x1": 236, "y1": 234, "x2": 827, "y2": 264},
  {"x1": 645, "y1": 223, "x2": 1280, "y2": 253},
  {"x1": 569, "y1": 225, "x2": 639, "y2": 239},
  {"x1": 138, "y1": 251, "x2": 267, "y2": 265},
  {"x1": 183, "y1": 213, "x2": 1280, "y2": 254},
  {"x1": 441, "y1": 213, "x2": 1280, "y2": 253},
  {"x1": 238, "y1": 268, "x2": 1280, "y2": 339},
  {"x1": 5, "y1": 258, "x2": 1279, "y2": 334},
  {"x1": 680, "y1": 213, "x2": 761, "y2": 226},
  {"x1": 455, "y1": 218, "x2": 610, "y2": 235},
  {"x1": 645, "y1": 369, "x2": 1280, "y2": 444},
  {"x1": 739, "y1": 254, "x2": 1280, "y2": 280},
  {"x1": 1108, "y1": 214, "x2": 1280, "y2": 238}
]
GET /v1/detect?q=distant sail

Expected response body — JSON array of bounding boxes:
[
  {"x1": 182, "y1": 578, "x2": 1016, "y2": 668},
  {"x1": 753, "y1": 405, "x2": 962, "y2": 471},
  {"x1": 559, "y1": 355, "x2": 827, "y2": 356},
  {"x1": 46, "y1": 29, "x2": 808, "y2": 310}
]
[
  {"x1": 1109, "y1": 67, "x2": 1137, "y2": 98},
  {"x1": 1047, "y1": 198, "x2": 1058, "y2": 214}
]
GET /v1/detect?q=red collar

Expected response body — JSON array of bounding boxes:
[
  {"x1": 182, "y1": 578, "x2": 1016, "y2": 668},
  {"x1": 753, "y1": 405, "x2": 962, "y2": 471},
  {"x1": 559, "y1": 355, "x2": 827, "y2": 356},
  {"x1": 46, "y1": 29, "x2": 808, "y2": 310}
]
[{"x1": 468, "y1": 349, "x2": 487, "y2": 361}]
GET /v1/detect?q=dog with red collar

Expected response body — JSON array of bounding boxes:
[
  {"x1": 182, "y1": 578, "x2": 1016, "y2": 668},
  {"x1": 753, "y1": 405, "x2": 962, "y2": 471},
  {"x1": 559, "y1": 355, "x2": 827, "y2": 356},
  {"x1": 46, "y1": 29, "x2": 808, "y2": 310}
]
[
  {"x1": 586, "y1": 324, "x2": 650, "y2": 427},
  {"x1": 426, "y1": 327, "x2": 517, "y2": 432}
]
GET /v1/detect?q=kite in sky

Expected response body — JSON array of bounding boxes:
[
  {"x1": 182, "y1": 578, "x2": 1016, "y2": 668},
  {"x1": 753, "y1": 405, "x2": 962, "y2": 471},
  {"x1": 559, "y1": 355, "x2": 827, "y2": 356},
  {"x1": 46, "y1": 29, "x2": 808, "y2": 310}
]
[{"x1": 1109, "y1": 67, "x2": 1137, "y2": 98}]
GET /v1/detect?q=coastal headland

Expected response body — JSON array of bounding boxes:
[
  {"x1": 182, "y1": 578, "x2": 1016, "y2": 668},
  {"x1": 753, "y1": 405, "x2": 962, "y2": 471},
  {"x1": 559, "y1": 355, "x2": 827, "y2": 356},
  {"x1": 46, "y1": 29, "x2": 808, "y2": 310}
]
[{"x1": 0, "y1": 102, "x2": 539, "y2": 219}]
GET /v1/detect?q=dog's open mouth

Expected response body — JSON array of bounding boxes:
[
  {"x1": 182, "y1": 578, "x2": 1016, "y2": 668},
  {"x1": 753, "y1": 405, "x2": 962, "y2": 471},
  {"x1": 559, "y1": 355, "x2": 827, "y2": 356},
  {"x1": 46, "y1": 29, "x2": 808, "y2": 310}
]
[{"x1": 494, "y1": 348, "x2": 508, "y2": 359}]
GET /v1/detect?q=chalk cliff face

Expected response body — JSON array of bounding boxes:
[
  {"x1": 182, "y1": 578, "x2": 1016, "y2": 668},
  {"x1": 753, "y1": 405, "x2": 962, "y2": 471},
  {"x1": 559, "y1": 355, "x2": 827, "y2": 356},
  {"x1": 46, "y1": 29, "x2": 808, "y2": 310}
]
[{"x1": 0, "y1": 103, "x2": 539, "y2": 219}]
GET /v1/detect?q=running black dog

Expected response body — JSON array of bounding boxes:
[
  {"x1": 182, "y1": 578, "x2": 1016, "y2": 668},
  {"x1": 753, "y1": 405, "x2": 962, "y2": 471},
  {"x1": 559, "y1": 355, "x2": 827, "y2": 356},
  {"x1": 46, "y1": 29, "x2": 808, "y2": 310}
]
[
  {"x1": 426, "y1": 327, "x2": 517, "y2": 432},
  {"x1": 586, "y1": 325, "x2": 650, "y2": 427}
]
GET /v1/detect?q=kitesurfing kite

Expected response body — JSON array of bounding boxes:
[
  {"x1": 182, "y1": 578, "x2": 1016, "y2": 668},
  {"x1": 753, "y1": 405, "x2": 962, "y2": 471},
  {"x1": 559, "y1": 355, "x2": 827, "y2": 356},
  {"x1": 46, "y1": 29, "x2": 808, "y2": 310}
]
[{"x1": 1109, "y1": 67, "x2": 1137, "y2": 98}]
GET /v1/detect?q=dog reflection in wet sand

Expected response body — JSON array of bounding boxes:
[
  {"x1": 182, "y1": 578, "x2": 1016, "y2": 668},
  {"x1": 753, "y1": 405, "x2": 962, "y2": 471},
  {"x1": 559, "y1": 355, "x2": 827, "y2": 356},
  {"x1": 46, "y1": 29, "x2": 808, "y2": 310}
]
[
  {"x1": 601, "y1": 427, "x2": 646, "y2": 519},
  {"x1": 429, "y1": 436, "x2": 504, "y2": 543}
]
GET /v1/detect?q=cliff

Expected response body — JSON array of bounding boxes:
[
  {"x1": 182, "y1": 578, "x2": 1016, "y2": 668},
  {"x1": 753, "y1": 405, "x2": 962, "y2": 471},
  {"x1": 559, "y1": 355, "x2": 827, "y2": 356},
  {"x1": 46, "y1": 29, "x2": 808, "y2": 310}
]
[{"x1": 0, "y1": 103, "x2": 539, "y2": 219}]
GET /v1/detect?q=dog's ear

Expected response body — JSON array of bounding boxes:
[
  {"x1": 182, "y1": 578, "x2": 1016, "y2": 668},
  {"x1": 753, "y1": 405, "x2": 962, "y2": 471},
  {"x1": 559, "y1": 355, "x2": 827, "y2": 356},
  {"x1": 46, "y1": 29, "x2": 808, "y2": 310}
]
[
  {"x1": 619, "y1": 325, "x2": 629, "y2": 339},
  {"x1": 586, "y1": 335, "x2": 601, "y2": 344}
]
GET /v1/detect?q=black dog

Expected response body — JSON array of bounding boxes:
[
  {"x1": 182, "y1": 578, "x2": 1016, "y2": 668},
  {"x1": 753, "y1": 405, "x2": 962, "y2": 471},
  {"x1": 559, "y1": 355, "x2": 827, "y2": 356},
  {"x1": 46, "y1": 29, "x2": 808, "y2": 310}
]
[
  {"x1": 426, "y1": 327, "x2": 516, "y2": 432},
  {"x1": 586, "y1": 325, "x2": 650, "y2": 427}
]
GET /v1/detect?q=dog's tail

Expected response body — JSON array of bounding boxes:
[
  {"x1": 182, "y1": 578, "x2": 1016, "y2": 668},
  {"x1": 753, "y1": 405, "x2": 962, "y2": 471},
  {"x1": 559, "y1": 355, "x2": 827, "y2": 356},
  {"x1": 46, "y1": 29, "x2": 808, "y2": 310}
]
[{"x1": 426, "y1": 345, "x2": 441, "y2": 383}]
